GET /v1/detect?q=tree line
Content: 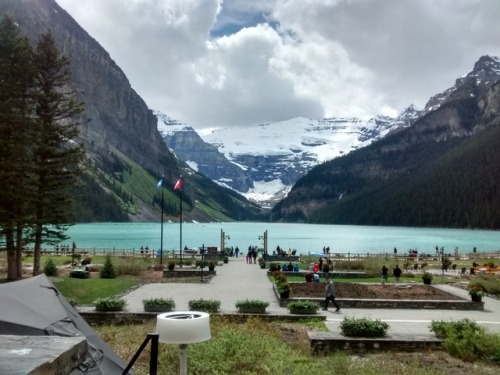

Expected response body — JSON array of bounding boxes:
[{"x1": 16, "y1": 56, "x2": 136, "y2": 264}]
[{"x1": 0, "y1": 15, "x2": 84, "y2": 280}]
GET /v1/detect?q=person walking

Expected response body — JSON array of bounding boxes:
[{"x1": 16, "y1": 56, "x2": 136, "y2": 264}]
[
  {"x1": 382, "y1": 265, "x2": 388, "y2": 285},
  {"x1": 393, "y1": 265, "x2": 402, "y2": 283},
  {"x1": 323, "y1": 277, "x2": 340, "y2": 312}
]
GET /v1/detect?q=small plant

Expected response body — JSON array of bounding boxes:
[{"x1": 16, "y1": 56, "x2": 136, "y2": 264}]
[
  {"x1": 188, "y1": 298, "x2": 220, "y2": 313},
  {"x1": 167, "y1": 261, "x2": 176, "y2": 270},
  {"x1": 468, "y1": 284, "x2": 484, "y2": 296},
  {"x1": 81, "y1": 257, "x2": 92, "y2": 266},
  {"x1": 235, "y1": 299, "x2": 269, "y2": 313},
  {"x1": 340, "y1": 316, "x2": 389, "y2": 337},
  {"x1": 287, "y1": 300, "x2": 319, "y2": 314},
  {"x1": 223, "y1": 256, "x2": 229, "y2": 264},
  {"x1": 100, "y1": 255, "x2": 116, "y2": 279},
  {"x1": 421, "y1": 272, "x2": 433, "y2": 283},
  {"x1": 269, "y1": 263, "x2": 279, "y2": 272},
  {"x1": 208, "y1": 261, "x2": 216, "y2": 271},
  {"x1": 94, "y1": 297, "x2": 126, "y2": 311},
  {"x1": 142, "y1": 298, "x2": 175, "y2": 312},
  {"x1": 43, "y1": 258, "x2": 58, "y2": 277}
]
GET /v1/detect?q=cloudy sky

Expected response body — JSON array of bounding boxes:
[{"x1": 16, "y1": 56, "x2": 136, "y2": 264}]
[{"x1": 57, "y1": 0, "x2": 500, "y2": 129}]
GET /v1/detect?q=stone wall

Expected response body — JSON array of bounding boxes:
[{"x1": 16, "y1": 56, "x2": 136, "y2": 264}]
[{"x1": 308, "y1": 332, "x2": 441, "y2": 354}]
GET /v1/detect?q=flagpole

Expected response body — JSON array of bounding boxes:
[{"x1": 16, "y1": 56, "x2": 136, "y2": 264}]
[
  {"x1": 160, "y1": 178, "x2": 164, "y2": 265},
  {"x1": 173, "y1": 176, "x2": 183, "y2": 268},
  {"x1": 179, "y1": 187, "x2": 183, "y2": 267}
]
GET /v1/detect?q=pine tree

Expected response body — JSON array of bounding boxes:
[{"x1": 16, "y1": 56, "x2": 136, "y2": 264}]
[
  {"x1": 30, "y1": 30, "x2": 85, "y2": 275},
  {"x1": 0, "y1": 15, "x2": 36, "y2": 280}
]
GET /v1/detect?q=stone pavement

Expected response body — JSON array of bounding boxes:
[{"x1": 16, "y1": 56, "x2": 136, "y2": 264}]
[{"x1": 122, "y1": 257, "x2": 500, "y2": 335}]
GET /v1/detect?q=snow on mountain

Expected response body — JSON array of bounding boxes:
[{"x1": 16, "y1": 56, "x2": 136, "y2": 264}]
[
  {"x1": 158, "y1": 55, "x2": 500, "y2": 207},
  {"x1": 157, "y1": 112, "x2": 404, "y2": 207}
]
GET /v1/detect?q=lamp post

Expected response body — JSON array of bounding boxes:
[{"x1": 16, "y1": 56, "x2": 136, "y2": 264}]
[
  {"x1": 200, "y1": 244, "x2": 205, "y2": 281},
  {"x1": 258, "y1": 230, "x2": 268, "y2": 260},
  {"x1": 156, "y1": 311, "x2": 211, "y2": 375},
  {"x1": 220, "y1": 229, "x2": 230, "y2": 254}
]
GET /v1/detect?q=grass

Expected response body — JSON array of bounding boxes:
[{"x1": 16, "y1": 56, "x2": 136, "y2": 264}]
[
  {"x1": 52, "y1": 276, "x2": 140, "y2": 305},
  {"x1": 94, "y1": 317, "x2": 499, "y2": 375}
]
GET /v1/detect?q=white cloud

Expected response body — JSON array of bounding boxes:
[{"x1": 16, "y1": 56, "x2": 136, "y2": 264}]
[{"x1": 57, "y1": 0, "x2": 500, "y2": 128}]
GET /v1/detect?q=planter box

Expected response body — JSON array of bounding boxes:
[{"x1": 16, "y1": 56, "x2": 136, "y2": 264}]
[{"x1": 471, "y1": 294, "x2": 482, "y2": 302}]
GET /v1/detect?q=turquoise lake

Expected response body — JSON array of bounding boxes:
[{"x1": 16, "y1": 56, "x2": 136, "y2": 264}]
[{"x1": 57, "y1": 222, "x2": 500, "y2": 256}]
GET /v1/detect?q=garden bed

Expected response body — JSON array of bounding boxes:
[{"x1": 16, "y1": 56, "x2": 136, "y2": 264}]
[
  {"x1": 276, "y1": 282, "x2": 483, "y2": 310},
  {"x1": 290, "y1": 282, "x2": 460, "y2": 300}
]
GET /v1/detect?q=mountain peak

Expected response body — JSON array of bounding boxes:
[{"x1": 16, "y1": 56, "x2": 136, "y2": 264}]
[{"x1": 424, "y1": 55, "x2": 500, "y2": 113}]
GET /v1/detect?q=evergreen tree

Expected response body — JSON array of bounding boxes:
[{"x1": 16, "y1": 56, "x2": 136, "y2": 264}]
[
  {"x1": 100, "y1": 255, "x2": 116, "y2": 279},
  {"x1": 0, "y1": 15, "x2": 35, "y2": 280},
  {"x1": 30, "y1": 30, "x2": 84, "y2": 275}
]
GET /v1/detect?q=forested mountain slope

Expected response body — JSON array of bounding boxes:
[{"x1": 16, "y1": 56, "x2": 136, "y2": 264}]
[{"x1": 271, "y1": 77, "x2": 500, "y2": 229}]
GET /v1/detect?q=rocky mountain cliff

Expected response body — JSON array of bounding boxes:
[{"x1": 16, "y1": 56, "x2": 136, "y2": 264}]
[
  {"x1": 0, "y1": 0, "x2": 265, "y2": 222},
  {"x1": 270, "y1": 56, "x2": 500, "y2": 228},
  {"x1": 159, "y1": 112, "x2": 414, "y2": 207}
]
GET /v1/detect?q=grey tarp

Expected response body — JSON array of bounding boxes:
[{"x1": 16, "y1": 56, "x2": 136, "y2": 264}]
[{"x1": 0, "y1": 274, "x2": 133, "y2": 374}]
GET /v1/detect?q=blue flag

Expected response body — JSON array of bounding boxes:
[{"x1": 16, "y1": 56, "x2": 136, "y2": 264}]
[{"x1": 156, "y1": 178, "x2": 163, "y2": 190}]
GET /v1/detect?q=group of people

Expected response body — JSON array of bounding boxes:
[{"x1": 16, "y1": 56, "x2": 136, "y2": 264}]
[
  {"x1": 381, "y1": 264, "x2": 402, "y2": 284},
  {"x1": 245, "y1": 245, "x2": 259, "y2": 264},
  {"x1": 275, "y1": 246, "x2": 297, "y2": 257}
]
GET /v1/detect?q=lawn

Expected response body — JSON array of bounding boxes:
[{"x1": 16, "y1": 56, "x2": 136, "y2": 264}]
[{"x1": 52, "y1": 276, "x2": 140, "y2": 305}]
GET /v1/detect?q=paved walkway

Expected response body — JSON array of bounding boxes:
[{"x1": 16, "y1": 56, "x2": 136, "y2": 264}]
[
  {"x1": 122, "y1": 257, "x2": 500, "y2": 335},
  {"x1": 123, "y1": 256, "x2": 282, "y2": 313}
]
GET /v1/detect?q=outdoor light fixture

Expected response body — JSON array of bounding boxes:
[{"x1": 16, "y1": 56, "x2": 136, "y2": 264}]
[{"x1": 156, "y1": 311, "x2": 211, "y2": 375}]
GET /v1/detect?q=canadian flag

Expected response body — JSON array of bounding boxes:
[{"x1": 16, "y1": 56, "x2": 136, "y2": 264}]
[{"x1": 174, "y1": 178, "x2": 182, "y2": 190}]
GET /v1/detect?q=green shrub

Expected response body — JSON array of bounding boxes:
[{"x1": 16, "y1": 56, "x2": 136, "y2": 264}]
[
  {"x1": 235, "y1": 299, "x2": 269, "y2": 310},
  {"x1": 167, "y1": 261, "x2": 175, "y2": 270},
  {"x1": 100, "y1": 255, "x2": 116, "y2": 279},
  {"x1": 340, "y1": 316, "x2": 389, "y2": 337},
  {"x1": 208, "y1": 261, "x2": 216, "y2": 271},
  {"x1": 69, "y1": 269, "x2": 90, "y2": 279},
  {"x1": 429, "y1": 319, "x2": 482, "y2": 339},
  {"x1": 94, "y1": 297, "x2": 126, "y2": 311},
  {"x1": 269, "y1": 263, "x2": 279, "y2": 272},
  {"x1": 430, "y1": 319, "x2": 500, "y2": 363},
  {"x1": 43, "y1": 258, "x2": 58, "y2": 276},
  {"x1": 287, "y1": 300, "x2": 319, "y2": 313},
  {"x1": 142, "y1": 298, "x2": 175, "y2": 312},
  {"x1": 188, "y1": 298, "x2": 220, "y2": 313}
]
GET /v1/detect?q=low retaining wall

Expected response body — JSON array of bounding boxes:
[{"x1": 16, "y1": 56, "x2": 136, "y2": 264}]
[
  {"x1": 273, "y1": 285, "x2": 484, "y2": 310},
  {"x1": 163, "y1": 269, "x2": 216, "y2": 278},
  {"x1": 308, "y1": 332, "x2": 441, "y2": 354},
  {"x1": 79, "y1": 311, "x2": 326, "y2": 326}
]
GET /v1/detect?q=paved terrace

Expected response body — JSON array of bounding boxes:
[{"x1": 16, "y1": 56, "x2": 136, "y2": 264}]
[{"x1": 120, "y1": 257, "x2": 500, "y2": 335}]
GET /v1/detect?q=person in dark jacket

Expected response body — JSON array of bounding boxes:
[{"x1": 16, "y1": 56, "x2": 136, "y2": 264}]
[
  {"x1": 393, "y1": 265, "x2": 402, "y2": 283},
  {"x1": 323, "y1": 277, "x2": 340, "y2": 312}
]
